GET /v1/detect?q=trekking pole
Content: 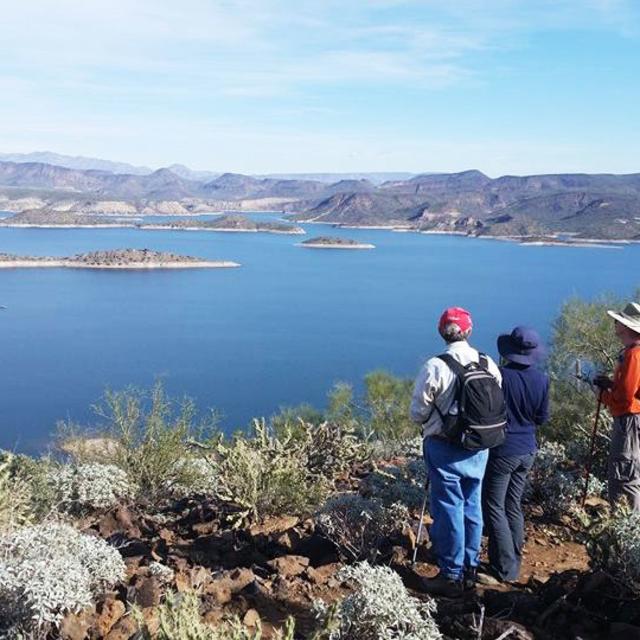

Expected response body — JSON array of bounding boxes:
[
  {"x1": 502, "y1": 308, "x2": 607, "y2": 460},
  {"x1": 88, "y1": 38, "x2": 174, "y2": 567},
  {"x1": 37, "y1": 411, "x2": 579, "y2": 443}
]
[
  {"x1": 412, "y1": 480, "x2": 429, "y2": 565},
  {"x1": 581, "y1": 389, "x2": 604, "y2": 508}
]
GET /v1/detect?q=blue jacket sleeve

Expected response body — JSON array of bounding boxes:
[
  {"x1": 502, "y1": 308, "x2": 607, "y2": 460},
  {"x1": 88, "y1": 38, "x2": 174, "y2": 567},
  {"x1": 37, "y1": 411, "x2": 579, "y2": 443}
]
[{"x1": 534, "y1": 375, "x2": 550, "y2": 425}]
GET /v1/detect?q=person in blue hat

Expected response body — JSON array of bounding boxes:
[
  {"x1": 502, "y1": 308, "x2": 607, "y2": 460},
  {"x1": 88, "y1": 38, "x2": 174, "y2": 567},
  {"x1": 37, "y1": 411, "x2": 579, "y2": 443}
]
[{"x1": 482, "y1": 326, "x2": 550, "y2": 583}]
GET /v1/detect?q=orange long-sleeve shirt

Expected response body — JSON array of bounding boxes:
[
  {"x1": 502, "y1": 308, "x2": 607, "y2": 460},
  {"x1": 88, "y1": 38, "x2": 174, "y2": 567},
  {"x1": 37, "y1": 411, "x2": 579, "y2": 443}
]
[{"x1": 602, "y1": 345, "x2": 640, "y2": 416}]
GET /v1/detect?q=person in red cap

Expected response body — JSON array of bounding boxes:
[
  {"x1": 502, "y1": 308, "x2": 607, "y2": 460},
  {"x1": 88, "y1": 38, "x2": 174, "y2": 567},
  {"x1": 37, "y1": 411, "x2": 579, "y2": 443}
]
[{"x1": 411, "y1": 306, "x2": 503, "y2": 597}]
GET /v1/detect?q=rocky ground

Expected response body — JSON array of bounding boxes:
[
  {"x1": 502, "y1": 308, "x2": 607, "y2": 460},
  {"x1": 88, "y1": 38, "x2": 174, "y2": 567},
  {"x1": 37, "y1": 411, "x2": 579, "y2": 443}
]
[{"x1": 53, "y1": 467, "x2": 638, "y2": 640}]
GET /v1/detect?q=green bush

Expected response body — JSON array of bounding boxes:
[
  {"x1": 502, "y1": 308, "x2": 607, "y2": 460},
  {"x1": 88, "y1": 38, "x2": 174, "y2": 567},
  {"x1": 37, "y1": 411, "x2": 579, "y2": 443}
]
[
  {"x1": 363, "y1": 371, "x2": 418, "y2": 443},
  {"x1": 61, "y1": 383, "x2": 217, "y2": 503},
  {"x1": 0, "y1": 451, "x2": 57, "y2": 525},
  {"x1": 542, "y1": 292, "x2": 637, "y2": 485},
  {"x1": 586, "y1": 507, "x2": 640, "y2": 594}
]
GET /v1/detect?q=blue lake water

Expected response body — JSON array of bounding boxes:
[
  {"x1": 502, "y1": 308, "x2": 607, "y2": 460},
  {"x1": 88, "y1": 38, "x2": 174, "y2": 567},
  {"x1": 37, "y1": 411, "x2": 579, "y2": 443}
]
[{"x1": 1, "y1": 213, "x2": 638, "y2": 452}]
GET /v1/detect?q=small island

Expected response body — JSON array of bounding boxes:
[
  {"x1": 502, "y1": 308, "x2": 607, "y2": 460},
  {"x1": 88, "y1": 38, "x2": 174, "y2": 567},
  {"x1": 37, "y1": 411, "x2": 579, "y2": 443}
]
[
  {"x1": 0, "y1": 249, "x2": 240, "y2": 269},
  {"x1": 297, "y1": 236, "x2": 375, "y2": 249},
  {"x1": 143, "y1": 214, "x2": 305, "y2": 235}
]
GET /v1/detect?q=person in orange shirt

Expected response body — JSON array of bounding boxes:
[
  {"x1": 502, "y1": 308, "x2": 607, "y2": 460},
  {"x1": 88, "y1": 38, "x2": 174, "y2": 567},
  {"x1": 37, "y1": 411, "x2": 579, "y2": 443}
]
[{"x1": 594, "y1": 302, "x2": 640, "y2": 511}]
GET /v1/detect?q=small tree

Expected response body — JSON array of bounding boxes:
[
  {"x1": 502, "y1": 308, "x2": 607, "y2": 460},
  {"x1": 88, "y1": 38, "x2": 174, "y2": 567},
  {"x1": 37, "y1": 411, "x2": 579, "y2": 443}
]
[{"x1": 363, "y1": 370, "x2": 417, "y2": 442}]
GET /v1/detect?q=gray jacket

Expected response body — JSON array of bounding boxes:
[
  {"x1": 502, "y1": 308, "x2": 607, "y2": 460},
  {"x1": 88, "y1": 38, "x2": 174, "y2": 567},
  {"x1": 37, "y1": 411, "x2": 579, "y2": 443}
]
[{"x1": 410, "y1": 340, "x2": 502, "y2": 438}]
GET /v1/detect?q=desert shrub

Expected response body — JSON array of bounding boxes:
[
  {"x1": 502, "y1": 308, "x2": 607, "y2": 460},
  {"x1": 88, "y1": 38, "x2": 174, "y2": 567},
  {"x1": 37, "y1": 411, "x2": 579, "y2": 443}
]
[
  {"x1": 48, "y1": 463, "x2": 134, "y2": 513},
  {"x1": 214, "y1": 420, "x2": 330, "y2": 523},
  {"x1": 363, "y1": 371, "x2": 418, "y2": 443},
  {"x1": 361, "y1": 459, "x2": 427, "y2": 511},
  {"x1": 168, "y1": 457, "x2": 218, "y2": 498},
  {"x1": 271, "y1": 403, "x2": 324, "y2": 439},
  {"x1": 136, "y1": 590, "x2": 296, "y2": 640},
  {"x1": 316, "y1": 493, "x2": 409, "y2": 561},
  {"x1": 0, "y1": 451, "x2": 58, "y2": 523},
  {"x1": 297, "y1": 419, "x2": 371, "y2": 479},
  {"x1": 0, "y1": 453, "x2": 34, "y2": 533},
  {"x1": 528, "y1": 441, "x2": 605, "y2": 517},
  {"x1": 63, "y1": 383, "x2": 217, "y2": 502},
  {"x1": 0, "y1": 522, "x2": 125, "y2": 637},
  {"x1": 542, "y1": 293, "x2": 632, "y2": 477},
  {"x1": 314, "y1": 561, "x2": 441, "y2": 640},
  {"x1": 148, "y1": 561, "x2": 176, "y2": 583},
  {"x1": 587, "y1": 508, "x2": 640, "y2": 593}
]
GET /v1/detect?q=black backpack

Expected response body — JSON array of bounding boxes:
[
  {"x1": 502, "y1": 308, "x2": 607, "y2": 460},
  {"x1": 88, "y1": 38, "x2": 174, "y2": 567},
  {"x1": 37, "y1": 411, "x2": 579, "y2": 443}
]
[{"x1": 435, "y1": 353, "x2": 507, "y2": 451}]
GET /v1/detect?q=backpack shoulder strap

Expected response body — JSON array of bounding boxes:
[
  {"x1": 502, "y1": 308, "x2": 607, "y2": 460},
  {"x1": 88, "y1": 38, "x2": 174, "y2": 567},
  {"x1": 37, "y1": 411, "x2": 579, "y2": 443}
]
[
  {"x1": 478, "y1": 353, "x2": 489, "y2": 371},
  {"x1": 437, "y1": 353, "x2": 467, "y2": 377}
]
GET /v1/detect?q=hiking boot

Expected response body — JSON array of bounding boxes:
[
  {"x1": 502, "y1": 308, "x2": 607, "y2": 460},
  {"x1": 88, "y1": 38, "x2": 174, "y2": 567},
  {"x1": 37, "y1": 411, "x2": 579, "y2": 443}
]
[
  {"x1": 420, "y1": 573, "x2": 464, "y2": 598},
  {"x1": 463, "y1": 566, "x2": 477, "y2": 591},
  {"x1": 464, "y1": 566, "x2": 502, "y2": 589}
]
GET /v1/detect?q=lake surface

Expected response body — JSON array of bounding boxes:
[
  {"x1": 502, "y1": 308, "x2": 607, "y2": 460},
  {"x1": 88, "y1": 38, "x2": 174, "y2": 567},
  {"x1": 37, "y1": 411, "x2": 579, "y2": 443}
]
[{"x1": 1, "y1": 213, "x2": 638, "y2": 452}]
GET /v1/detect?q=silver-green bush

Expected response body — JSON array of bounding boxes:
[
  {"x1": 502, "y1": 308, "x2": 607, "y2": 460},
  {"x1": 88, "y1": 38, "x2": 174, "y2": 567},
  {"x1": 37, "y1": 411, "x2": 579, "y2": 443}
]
[
  {"x1": 316, "y1": 493, "x2": 409, "y2": 561},
  {"x1": 314, "y1": 561, "x2": 441, "y2": 640},
  {"x1": 0, "y1": 523, "x2": 125, "y2": 636},
  {"x1": 529, "y1": 441, "x2": 605, "y2": 517},
  {"x1": 587, "y1": 509, "x2": 640, "y2": 593},
  {"x1": 48, "y1": 463, "x2": 134, "y2": 512},
  {"x1": 361, "y1": 459, "x2": 427, "y2": 511}
]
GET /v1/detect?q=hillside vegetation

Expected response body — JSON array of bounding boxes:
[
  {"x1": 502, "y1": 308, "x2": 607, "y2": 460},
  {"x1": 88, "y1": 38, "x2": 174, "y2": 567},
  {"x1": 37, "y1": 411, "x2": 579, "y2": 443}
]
[{"x1": 2, "y1": 292, "x2": 640, "y2": 638}]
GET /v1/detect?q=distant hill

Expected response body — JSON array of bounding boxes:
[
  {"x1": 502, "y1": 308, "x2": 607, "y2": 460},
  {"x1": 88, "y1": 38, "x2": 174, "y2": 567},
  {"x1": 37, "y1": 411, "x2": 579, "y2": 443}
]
[
  {"x1": 1, "y1": 158, "x2": 640, "y2": 240},
  {"x1": 0, "y1": 151, "x2": 152, "y2": 175}
]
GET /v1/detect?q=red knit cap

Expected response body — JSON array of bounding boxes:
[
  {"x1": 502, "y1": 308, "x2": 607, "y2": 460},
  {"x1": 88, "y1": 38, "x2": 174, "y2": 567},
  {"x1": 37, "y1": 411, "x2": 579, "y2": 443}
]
[{"x1": 438, "y1": 307, "x2": 473, "y2": 333}]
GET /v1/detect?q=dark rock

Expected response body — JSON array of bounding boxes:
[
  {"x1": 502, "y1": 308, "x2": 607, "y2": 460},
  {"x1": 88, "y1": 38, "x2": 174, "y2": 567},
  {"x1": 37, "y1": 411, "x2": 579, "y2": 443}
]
[{"x1": 132, "y1": 577, "x2": 162, "y2": 608}]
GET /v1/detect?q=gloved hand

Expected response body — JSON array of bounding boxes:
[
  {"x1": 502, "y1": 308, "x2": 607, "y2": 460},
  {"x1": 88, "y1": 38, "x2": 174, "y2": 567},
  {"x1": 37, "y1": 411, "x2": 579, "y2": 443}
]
[{"x1": 593, "y1": 374, "x2": 613, "y2": 390}]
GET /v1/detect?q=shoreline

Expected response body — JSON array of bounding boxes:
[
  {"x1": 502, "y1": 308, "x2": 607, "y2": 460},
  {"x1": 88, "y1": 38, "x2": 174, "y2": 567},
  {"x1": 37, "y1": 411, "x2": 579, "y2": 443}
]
[
  {"x1": 1, "y1": 220, "x2": 637, "y2": 248},
  {"x1": 142, "y1": 224, "x2": 305, "y2": 235},
  {"x1": 297, "y1": 242, "x2": 375, "y2": 250},
  {"x1": 0, "y1": 222, "x2": 305, "y2": 235},
  {"x1": 0, "y1": 260, "x2": 240, "y2": 269}
]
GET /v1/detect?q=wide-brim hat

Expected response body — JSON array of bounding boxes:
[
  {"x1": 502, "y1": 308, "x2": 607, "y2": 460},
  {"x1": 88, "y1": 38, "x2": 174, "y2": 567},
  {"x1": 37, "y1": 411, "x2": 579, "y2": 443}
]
[
  {"x1": 607, "y1": 302, "x2": 640, "y2": 334},
  {"x1": 497, "y1": 326, "x2": 545, "y2": 365}
]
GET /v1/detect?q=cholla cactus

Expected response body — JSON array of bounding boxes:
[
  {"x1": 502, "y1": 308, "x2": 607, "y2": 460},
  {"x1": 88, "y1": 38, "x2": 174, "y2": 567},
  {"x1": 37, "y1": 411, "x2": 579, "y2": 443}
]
[
  {"x1": 314, "y1": 562, "x2": 441, "y2": 640},
  {"x1": 316, "y1": 493, "x2": 409, "y2": 561},
  {"x1": 48, "y1": 463, "x2": 134, "y2": 512},
  {"x1": 361, "y1": 460, "x2": 427, "y2": 511},
  {"x1": 0, "y1": 522, "x2": 125, "y2": 636},
  {"x1": 587, "y1": 509, "x2": 640, "y2": 593},
  {"x1": 529, "y1": 441, "x2": 604, "y2": 517}
]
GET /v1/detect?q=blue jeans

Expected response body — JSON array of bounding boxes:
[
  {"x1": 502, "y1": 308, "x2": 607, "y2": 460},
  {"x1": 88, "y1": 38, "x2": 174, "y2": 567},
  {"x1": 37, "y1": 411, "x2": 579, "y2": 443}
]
[
  {"x1": 483, "y1": 453, "x2": 535, "y2": 582},
  {"x1": 424, "y1": 437, "x2": 489, "y2": 581}
]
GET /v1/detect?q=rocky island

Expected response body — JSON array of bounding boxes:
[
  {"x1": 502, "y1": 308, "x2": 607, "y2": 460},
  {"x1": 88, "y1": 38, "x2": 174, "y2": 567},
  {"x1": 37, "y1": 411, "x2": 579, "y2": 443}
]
[
  {"x1": 298, "y1": 235, "x2": 375, "y2": 249},
  {"x1": 0, "y1": 248, "x2": 240, "y2": 269},
  {"x1": 143, "y1": 213, "x2": 305, "y2": 235}
]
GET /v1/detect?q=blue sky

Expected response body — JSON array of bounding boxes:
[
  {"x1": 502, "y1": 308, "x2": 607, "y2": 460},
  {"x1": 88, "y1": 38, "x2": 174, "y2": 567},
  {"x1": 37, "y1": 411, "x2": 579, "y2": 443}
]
[{"x1": 1, "y1": 0, "x2": 639, "y2": 175}]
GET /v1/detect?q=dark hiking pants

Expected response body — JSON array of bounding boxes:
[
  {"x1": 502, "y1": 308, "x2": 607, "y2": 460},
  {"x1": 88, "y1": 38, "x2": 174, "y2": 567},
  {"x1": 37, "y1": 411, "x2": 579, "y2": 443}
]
[
  {"x1": 483, "y1": 452, "x2": 535, "y2": 582},
  {"x1": 608, "y1": 414, "x2": 640, "y2": 512}
]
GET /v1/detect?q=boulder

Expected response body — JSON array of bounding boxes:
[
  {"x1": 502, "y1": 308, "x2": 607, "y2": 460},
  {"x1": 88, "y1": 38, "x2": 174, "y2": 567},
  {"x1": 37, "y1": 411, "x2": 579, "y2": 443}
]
[
  {"x1": 104, "y1": 616, "x2": 139, "y2": 640},
  {"x1": 93, "y1": 596, "x2": 126, "y2": 637},
  {"x1": 60, "y1": 609, "x2": 94, "y2": 640},
  {"x1": 267, "y1": 555, "x2": 310, "y2": 577},
  {"x1": 132, "y1": 576, "x2": 162, "y2": 608}
]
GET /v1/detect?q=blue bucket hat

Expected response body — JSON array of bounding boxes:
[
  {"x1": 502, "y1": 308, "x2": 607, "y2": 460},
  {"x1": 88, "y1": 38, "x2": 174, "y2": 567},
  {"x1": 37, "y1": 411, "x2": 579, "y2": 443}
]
[{"x1": 497, "y1": 326, "x2": 545, "y2": 365}]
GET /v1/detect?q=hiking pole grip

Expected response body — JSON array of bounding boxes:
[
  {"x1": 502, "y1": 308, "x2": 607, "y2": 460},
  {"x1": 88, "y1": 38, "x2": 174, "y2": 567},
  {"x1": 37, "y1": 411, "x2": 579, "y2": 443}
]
[{"x1": 581, "y1": 390, "x2": 604, "y2": 508}]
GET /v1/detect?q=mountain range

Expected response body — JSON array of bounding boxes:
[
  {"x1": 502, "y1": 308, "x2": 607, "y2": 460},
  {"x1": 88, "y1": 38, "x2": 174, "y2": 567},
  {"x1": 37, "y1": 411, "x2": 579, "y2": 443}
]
[{"x1": 0, "y1": 157, "x2": 639, "y2": 240}]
